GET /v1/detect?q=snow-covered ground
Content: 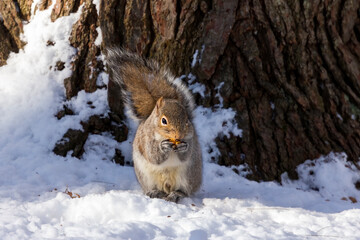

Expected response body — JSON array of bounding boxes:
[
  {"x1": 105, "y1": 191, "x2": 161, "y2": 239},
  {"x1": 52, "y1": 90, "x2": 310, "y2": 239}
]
[{"x1": 0, "y1": 2, "x2": 360, "y2": 239}]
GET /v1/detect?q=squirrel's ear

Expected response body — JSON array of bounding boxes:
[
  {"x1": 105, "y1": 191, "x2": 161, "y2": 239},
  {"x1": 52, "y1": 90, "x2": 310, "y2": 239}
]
[{"x1": 155, "y1": 97, "x2": 164, "y2": 113}]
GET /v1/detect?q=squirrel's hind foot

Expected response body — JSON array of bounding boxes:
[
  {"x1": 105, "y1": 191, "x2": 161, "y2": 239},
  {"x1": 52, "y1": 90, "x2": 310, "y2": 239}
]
[
  {"x1": 146, "y1": 190, "x2": 187, "y2": 203},
  {"x1": 147, "y1": 190, "x2": 167, "y2": 199},
  {"x1": 165, "y1": 190, "x2": 187, "y2": 203}
]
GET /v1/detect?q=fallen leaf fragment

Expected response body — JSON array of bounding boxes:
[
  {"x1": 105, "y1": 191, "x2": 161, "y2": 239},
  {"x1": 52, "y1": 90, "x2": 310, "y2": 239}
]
[
  {"x1": 349, "y1": 196, "x2": 357, "y2": 203},
  {"x1": 64, "y1": 187, "x2": 80, "y2": 199}
]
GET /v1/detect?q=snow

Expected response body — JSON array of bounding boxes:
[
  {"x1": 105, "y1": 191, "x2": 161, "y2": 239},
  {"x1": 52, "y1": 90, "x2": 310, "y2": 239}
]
[
  {"x1": 186, "y1": 73, "x2": 206, "y2": 98},
  {"x1": 190, "y1": 45, "x2": 205, "y2": 68},
  {"x1": 95, "y1": 27, "x2": 103, "y2": 46},
  {"x1": 282, "y1": 152, "x2": 360, "y2": 205},
  {"x1": 0, "y1": 2, "x2": 360, "y2": 239},
  {"x1": 191, "y1": 50, "x2": 199, "y2": 68},
  {"x1": 270, "y1": 101, "x2": 275, "y2": 110},
  {"x1": 194, "y1": 106, "x2": 242, "y2": 160},
  {"x1": 92, "y1": 0, "x2": 101, "y2": 15}
]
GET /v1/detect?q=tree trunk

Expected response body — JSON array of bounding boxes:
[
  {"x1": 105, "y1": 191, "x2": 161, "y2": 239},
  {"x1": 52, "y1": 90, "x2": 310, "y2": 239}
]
[
  {"x1": 1, "y1": 0, "x2": 359, "y2": 181},
  {"x1": 0, "y1": 0, "x2": 26, "y2": 66},
  {"x1": 101, "y1": 0, "x2": 360, "y2": 181}
]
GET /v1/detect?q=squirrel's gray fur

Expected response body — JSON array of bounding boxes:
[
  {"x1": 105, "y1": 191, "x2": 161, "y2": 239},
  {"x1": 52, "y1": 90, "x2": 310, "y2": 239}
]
[{"x1": 106, "y1": 48, "x2": 202, "y2": 203}]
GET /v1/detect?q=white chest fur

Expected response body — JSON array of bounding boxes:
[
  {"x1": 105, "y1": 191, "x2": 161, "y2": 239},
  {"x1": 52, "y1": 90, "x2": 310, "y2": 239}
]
[{"x1": 159, "y1": 151, "x2": 183, "y2": 168}]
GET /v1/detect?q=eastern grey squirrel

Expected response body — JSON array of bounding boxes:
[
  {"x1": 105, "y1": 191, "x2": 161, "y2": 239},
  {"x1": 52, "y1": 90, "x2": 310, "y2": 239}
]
[{"x1": 106, "y1": 48, "x2": 202, "y2": 202}]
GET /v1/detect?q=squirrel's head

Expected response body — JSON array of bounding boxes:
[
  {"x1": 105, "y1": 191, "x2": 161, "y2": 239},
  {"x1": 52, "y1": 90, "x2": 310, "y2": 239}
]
[{"x1": 152, "y1": 97, "x2": 194, "y2": 141}]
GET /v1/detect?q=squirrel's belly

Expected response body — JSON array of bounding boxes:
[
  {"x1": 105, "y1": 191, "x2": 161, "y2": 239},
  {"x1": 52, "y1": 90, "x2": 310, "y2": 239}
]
[
  {"x1": 153, "y1": 168, "x2": 180, "y2": 193},
  {"x1": 135, "y1": 151, "x2": 190, "y2": 194},
  {"x1": 152, "y1": 153, "x2": 189, "y2": 193}
]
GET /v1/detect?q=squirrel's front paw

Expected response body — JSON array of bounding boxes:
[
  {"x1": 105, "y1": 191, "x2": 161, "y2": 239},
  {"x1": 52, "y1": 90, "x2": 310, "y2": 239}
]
[
  {"x1": 160, "y1": 140, "x2": 174, "y2": 153},
  {"x1": 174, "y1": 142, "x2": 188, "y2": 152}
]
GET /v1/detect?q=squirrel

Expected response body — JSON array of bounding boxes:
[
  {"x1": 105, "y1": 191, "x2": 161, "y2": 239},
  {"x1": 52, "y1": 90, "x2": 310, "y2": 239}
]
[{"x1": 106, "y1": 48, "x2": 202, "y2": 203}]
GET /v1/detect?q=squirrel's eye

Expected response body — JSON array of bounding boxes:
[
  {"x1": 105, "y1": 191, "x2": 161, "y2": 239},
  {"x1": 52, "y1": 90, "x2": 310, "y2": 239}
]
[{"x1": 161, "y1": 117, "x2": 167, "y2": 125}]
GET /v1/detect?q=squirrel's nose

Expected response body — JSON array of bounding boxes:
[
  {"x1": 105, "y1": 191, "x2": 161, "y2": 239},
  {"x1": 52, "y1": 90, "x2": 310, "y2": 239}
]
[
  {"x1": 173, "y1": 130, "x2": 180, "y2": 140},
  {"x1": 174, "y1": 131, "x2": 185, "y2": 141}
]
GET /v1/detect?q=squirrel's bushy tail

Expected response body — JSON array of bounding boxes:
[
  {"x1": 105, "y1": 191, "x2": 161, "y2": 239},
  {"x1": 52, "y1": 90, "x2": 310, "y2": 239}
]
[{"x1": 106, "y1": 48, "x2": 195, "y2": 121}]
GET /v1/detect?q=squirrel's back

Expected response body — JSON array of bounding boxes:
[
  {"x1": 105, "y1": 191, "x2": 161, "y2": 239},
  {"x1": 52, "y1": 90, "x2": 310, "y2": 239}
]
[{"x1": 106, "y1": 48, "x2": 195, "y2": 121}]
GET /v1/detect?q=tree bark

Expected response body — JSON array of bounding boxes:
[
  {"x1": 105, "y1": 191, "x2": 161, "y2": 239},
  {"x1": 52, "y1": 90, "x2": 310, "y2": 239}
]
[
  {"x1": 102, "y1": 0, "x2": 360, "y2": 181},
  {"x1": 0, "y1": 0, "x2": 26, "y2": 66}
]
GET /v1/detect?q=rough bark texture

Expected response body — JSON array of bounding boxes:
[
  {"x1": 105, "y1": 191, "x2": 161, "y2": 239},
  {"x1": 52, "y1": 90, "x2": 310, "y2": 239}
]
[
  {"x1": 50, "y1": 0, "x2": 82, "y2": 22},
  {"x1": 227, "y1": 0, "x2": 360, "y2": 180},
  {"x1": 63, "y1": 0, "x2": 103, "y2": 99},
  {"x1": 18, "y1": 0, "x2": 34, "y2": 20},
  {"x1": 0, "y1": 0, "x2": 27, "y2": 66},
  {"x1": 101, "y1": 0, "x2": 360, "y2": 181},
  {"x1": 0, "y1": 0, "x2": 359, "y2": 181},
  {"x1": 0, "y1": 21, "x2": 17, "y2": 66}
]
